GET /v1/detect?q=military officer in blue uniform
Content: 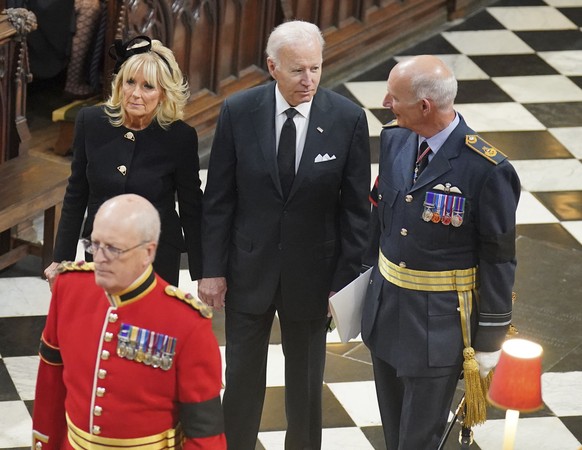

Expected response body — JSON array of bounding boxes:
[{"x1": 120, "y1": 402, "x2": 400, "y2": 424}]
[{"x1": 361, "y1": 55, "x2": 521, "y2": 449}]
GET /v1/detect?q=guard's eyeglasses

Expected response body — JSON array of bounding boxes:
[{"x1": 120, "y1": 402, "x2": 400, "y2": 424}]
[{"x1": 81, "y1": 238, "x2": 148, "y2": 260}]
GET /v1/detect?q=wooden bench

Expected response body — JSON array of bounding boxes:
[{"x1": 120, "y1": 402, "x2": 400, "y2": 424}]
[
  {"x1": 0, "y1": 154, "x2": 70, "y2": 275},
  {"x1": 51, "y1": 96, "x2": 101, "y2": 156}
]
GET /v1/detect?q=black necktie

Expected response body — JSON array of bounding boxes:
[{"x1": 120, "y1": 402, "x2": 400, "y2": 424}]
[
  {"x1": 414, "y1": 140, "x2": 431, "y2": 183},
  {"x1": 278, "y1": 108, "x2": 298, "y2": 199}
]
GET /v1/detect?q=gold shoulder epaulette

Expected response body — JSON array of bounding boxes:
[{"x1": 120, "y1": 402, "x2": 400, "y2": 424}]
[
  {"x1": 382, "y1": 119, "x2": 399, "y2": 128},
  {"x1": 56, "y1": 260, "x2": 95, "y2": 273},
  {"x1": 164, "y1": 285, "x2": 213, "y2": 319},
  {"x1": 465, "y1": 135, "x2": 508, "y2": 165}
]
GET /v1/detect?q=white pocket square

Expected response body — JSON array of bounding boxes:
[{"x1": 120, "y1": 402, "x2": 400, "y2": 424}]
[{"x1": 314, "y1": 153, "x2": 337, "y2": 163}]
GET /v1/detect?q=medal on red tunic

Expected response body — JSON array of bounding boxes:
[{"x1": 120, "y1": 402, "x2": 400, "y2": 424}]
[
  {"x1": 117, "y1": 323, "x2": 131, "y2": 357},
  {"x1": 126, "y1": 326, "x2": 139, "y2": 360},
  {"x1": 161, "y1": 337, "x2": 177, "y2": 371},
  {"x1": 144, "y1": 331, "x2": 155, "y2": 366}
]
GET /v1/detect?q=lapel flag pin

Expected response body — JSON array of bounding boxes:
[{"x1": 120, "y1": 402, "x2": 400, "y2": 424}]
[{"x1": 317, "y1": 127, "x2": 324, "y2": 133}]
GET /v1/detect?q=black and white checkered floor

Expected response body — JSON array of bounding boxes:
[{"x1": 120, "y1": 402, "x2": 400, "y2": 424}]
[{"x1": 2, "y1": 0, "x2": 582, "y2": 448}]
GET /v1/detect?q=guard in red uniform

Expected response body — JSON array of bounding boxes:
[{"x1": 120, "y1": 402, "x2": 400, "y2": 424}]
[{"x1": 32, "y1": 194, "x2": 226, "y2": 450}]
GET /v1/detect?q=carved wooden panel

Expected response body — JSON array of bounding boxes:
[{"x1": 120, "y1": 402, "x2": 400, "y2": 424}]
[{"x1": 115, "y1": 0, "x2": 491, "y2": 143}]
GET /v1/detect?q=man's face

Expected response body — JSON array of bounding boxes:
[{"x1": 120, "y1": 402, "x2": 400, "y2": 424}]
[
  {"x1": 267, "y1": 41, "x2": 322, "y2": 106},
  {"x1": 91, "y1": 213, "x2": 152, "y2": 294},
  {"x1": 383, "y1": 69, "x2": 424, "y2": 133}
]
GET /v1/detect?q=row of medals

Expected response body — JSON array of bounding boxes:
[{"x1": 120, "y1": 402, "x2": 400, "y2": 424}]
[
  {"x1": 422, "y1": 192, "x2": 465, "y2": 227},
  {"x1": 116, "y1": 323, "x2": 177, "y2": 371}
]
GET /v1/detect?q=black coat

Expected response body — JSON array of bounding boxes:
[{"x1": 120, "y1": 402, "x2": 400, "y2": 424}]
[{"x1": 53, "y1": 105, "x2": 203, "y2": 281}]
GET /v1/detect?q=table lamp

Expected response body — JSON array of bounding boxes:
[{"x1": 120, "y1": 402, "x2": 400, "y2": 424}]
[{"x1": 487, "y1": 338, "x2": 543, "y2": 450}]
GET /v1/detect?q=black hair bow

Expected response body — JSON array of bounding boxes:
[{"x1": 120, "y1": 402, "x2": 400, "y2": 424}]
[{"x1": 108, "y1": 35, "x2": 152, "y2": 75}]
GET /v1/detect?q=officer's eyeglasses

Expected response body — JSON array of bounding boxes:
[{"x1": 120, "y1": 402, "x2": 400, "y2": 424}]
[{"x1": 81, "y1": 238, "x2": 148, "y2": 260}]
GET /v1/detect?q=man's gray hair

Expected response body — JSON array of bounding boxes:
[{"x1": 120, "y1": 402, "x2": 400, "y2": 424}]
[
  {"x1": 409, "y1": 69, "x2": 458, "y2": 110},
  {"x1": 266, "y1": 20, "x2": 325, "y2": 67}
]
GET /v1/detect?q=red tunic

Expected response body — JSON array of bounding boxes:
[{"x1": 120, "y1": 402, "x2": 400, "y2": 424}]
[{"x1": 33, "y1": 263, "x2": 225, "y2": 450}]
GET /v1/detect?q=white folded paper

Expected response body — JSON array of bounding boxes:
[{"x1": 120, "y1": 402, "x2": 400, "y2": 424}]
[{"x1": 329, "y1": 267, "x2": 373, "y2": 343}]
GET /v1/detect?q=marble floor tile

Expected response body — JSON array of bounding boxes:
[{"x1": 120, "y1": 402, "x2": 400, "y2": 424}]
[
  {"x1": 511, "y1": 159, "x2": 582, "y2": 191},
  {"x1": 367, "y1": 108, "x2": 394, "y2": 129},
  {"x1": 562, "y1": 415, "x2": 582, "y2": 446},
  {"x1": 549, "y1": 127, "x2": 582, "y2": 159},
  {"x1": 442, "y1": 30, "x2": 534, "y2": 55},
  {"x1": 487, "y1": 6, "x2": 578, "y2": 30},
  {"x1": 3, "y1": 356, "x2": 39, "y2": 401},
  {"x1": 348, "y1": 59, "x2": 395, "y2": 83},
  {"x1": 558, "y1": 7, "x2": 582, "y2": 27},
  {"x1": 396, "y1": 34, "x2": 459, "y2": 56},
  {"x1": 0, "y1": 401, "x2": 32, "y2": 448},
  {"x1": 561, "y1": 220, "x2": 582, "y2": 247},
  {"x1": 479, "y1": 130, "x2": 573, "y2": 160},
  {"x1": 0, "y1": 360, "x2": 19, "y2": 401},
  {"x1": 0, "y1": 316, "x2": 46, "y2": 357},
  {"x1": 395, "y1": 54, "x2": 490, "y2": 80},
  {"x1": 538, "y1": 50, "x2": 582, "y2": 76},
  {"x1": 516, "y1": 191, "x2": 559, "y2": 225},
  {"x1": 0, "y1": 278, "x2": 50, "y2": 318},
  {"x1": 472, "y1": 416, "x2": 581, "y2": 450},
  {"x1": 258, "y1": 427, "x2": 375, "y2": 450},
  {"x1": 469, "y1": 54, "x2": 559, "y2": 77},
  {"x1": 327, "y1": 381, "x2": 381, "y2": 426},
  {"x1": 525, "y1": 102, "x2": 582, "y2": 128},
  {"x1": 493, "y1": 75, "x2": 582, "y2": 103},
  {"x1": 447, "y1": 8, "x2": 504, "y2": 32},
  {"x1": 545, "y1": 0, "x2": 582, "y2": 7},
  {"x1": 516, "y1": 223, "x2": 582, "y2": 250},
  {"x1": 533, "y1": 191, "x2": 582, "y2": 221},
  {"x1": 516, "y1": 30, "x2": 582, "y2": 52},
  {"x1": 324, "y1": 351, "x2": 374, "y2": 383},
  {"x1": 265, "y1": 345, "x2": 285, "y2": 387},
  {"x1": 542, "y1": 371, "x2": 582, "y2": 416},
  {"x1": 363, "y1": 108, "x2": 384, "y2": 138},
  {"x1": 454, "y1": 103, "x2": 545, "y2": 132},
  {"x1": 456, "y1": 79, "x2": 514, "y2": 103},
  {"x1": 344, "y1": 81, "x2": 386, "y2": 109}
]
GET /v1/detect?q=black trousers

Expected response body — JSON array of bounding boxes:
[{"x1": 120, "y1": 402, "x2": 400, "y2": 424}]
[
  {"x1": 371, "y1": 354, "x2": 460, "y2": 450},
  {"x1": 222, "y1": 301, "x2": 328, "y2": 450}
]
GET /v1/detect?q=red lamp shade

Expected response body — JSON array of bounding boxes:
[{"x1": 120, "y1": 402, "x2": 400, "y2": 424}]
[{"x1": 487, "y1": 338, "x2": 543, "y2": 413}]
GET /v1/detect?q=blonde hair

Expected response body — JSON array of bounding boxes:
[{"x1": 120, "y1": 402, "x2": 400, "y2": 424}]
[{"x1": 105, "y1": 39, "x2": 189, "y2": 129}]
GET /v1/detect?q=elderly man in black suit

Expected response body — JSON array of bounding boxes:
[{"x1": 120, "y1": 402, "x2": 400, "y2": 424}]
[{"x1": 198, "y1": 20, "x2": 371, "y2": 450}]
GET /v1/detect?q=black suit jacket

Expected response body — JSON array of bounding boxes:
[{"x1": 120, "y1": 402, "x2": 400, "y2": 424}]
[
  {"x1": 202, "y1": 82, "x2": 371, "y2": 320},
  {"x1": 53, "y1": 105, "x2": 203, "y2": 280}
]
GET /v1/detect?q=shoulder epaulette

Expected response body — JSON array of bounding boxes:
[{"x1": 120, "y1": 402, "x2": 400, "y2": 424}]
[
  {"x1": 164, "y1": 285, "x2": 213, "y2": 319},
  {"x1": 382, "y1": 119, "x2": 399, "y2": 128},
  {"x1": 56, "y1": 260, "x2": 95, "y2": 273},
  {"x1": 465, "y1": 135, "x2": 508, "y2": 165}
]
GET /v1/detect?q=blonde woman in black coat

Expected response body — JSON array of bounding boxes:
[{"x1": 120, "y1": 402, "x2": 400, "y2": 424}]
[{"x1": 44, "y1": 36, "x2": 202, "y2": 288}]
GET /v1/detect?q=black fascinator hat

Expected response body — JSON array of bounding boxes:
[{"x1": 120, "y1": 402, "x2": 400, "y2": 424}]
[{"x1": 109, "y1": 35, "x2": 154, "y2": 75}]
